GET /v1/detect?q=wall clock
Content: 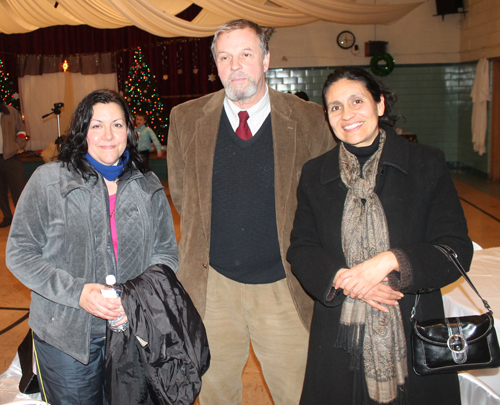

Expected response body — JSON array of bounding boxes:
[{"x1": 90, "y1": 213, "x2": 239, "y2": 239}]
[{"x1": 337, "y1": 31, "x2": 355, "y2": 50}]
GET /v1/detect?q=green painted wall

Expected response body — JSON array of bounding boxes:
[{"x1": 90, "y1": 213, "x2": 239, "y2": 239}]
[{"x1": 266, "y1": 62, "x2": 490, "y2": 176}]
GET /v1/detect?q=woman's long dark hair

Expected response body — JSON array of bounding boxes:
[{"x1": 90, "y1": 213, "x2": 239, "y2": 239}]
[
  {"x1": 58, "y1": 89, "x2": 147, "y2": 180},
  {"x1": 322, "y1": 67, "x2": 399, "y2": 127}
]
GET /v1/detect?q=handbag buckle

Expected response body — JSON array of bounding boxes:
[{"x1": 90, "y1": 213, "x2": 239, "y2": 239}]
[{"x1": 447, "y1": 334, "x2": 468, "y2": 353}]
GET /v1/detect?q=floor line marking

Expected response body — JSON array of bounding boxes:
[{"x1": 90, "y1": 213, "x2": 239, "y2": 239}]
[
  {"x1": 0, "y1": 312, "x2": 29, "y2": 336},
  {"x1": 460, "y1": 197, "x2": 500, "y2": 223},
  {"x1": 0, "y1": 307, "x2": 30, "y2": 311}
]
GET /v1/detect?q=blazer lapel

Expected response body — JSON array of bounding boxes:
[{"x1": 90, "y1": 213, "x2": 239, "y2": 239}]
[
  {"x1": 195, "y1": 90, "x2": 225, "y2": 239},
  {"x1": 269, "y1": 89, "x2": 297, "y2": 236}
]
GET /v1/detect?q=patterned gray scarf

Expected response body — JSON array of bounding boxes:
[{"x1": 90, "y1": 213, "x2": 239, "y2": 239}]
[{"x1": 335, "y1": 130, "x2": 407, "y2": 404}]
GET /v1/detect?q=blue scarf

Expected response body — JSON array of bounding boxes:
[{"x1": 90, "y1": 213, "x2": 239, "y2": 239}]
[{"x1": 85, "y1": 150, "x2": 130, "y2": 181}]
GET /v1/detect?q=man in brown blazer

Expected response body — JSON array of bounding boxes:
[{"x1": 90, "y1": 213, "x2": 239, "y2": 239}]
[
  {"x1": 0, "y1": 100, "x2": 27, "y2": 227},
  {"x1": 167, "y1": 19, "x2": 335, "y2": 404}
]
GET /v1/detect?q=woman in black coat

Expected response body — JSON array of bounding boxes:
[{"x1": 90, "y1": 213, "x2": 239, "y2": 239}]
[{"x1": 287, "y1": 67, "x2": 473, "y2": 405}]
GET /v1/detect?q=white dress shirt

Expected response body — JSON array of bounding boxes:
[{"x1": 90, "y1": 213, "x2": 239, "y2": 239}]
[{"x1": 223, "y1": 85, "x2": 271, "y2": 137}]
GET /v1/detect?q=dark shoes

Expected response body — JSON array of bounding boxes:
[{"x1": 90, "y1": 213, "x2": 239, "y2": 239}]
[{"x1": 0, "y1": 218, "x2": 12, "y2": 228}]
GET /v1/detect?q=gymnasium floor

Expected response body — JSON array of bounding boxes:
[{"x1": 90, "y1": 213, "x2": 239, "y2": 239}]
[{"x1": 0, "y1": 172, "x2": 499, "y2": 404}]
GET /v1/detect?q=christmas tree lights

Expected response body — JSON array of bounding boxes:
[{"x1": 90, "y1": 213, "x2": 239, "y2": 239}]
[
  {"x1": 124, "y1": 48, "x2": 168, "y2": 144},
  {"x1": 0, "y1": 59, "x2": 20, "y2": 111}
]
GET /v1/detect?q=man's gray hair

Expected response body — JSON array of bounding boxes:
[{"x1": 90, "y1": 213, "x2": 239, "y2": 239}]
[{"x1": 211, "y1": 19, "x2": 269, "y2": 61}]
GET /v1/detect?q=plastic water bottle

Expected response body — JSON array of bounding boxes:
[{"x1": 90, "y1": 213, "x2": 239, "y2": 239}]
[{"x1": 101, "y1": 275, "x2": 128, "y2": 333}]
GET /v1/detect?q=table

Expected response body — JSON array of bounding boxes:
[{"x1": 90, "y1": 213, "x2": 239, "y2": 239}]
[{"x1": 442, "y1": 247, "x2": 500, "y2": 395}]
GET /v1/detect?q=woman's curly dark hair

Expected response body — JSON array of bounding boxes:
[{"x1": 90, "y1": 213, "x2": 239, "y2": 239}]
[
  {"x1": 321, "y1": 67, "x2": 399, "y2": 127},
  {"x1": 58, "y1": 89, "x2": 147, "y2": 180}
]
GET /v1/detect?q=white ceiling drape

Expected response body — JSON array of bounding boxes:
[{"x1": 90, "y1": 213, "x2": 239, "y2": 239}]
[{"x1": 0, "y1": 0, "x2": 423, "y2": 36}]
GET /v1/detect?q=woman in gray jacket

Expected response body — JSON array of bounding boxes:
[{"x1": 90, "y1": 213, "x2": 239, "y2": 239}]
[{"x1": 6, "y1": 89, "x2": 178, "y2": 405}]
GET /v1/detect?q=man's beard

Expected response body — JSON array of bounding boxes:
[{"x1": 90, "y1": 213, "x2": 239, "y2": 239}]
[{"x1": 224, "y1": 73, "x2": 258, "y2": 102}]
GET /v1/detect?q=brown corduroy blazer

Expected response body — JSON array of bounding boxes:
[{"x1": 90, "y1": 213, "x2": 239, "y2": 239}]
[{"x1": 167, "y1": 88, "x2": 335, "y2": 330}]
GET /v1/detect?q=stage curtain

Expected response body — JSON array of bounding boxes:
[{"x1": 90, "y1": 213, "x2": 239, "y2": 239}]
[
  {"x1": 0, "y1": 24, "x2": 222, "y2": 123},
  {"x1": 19, "y1": 72, "x2": 118, "y2": 151},
  {"x1": 17, "y1": 53, "x2": 115, "y2": 77}
]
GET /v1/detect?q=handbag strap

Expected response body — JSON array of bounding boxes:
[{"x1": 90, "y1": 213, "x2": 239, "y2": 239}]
[{"x1": 411, "y1": 244, "x2": 492, "y2": 321}]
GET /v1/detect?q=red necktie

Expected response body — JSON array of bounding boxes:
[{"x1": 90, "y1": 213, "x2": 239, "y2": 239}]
[{"x1": 236, "y1": 111, "x2": 252, "y2": 141}]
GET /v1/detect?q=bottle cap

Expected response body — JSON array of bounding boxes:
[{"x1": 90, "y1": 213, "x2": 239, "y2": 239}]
[{"x1": 106, "y1": 275, "x2": 116, "y2": 285}]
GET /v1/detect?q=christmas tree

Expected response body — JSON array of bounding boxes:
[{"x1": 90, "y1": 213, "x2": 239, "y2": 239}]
[
  {"x1": 0, "y1": 59, "x2": 20, "y2": 111},
  {"x1": 124, "y1": 48, "x2": 168, "y2": 143}
]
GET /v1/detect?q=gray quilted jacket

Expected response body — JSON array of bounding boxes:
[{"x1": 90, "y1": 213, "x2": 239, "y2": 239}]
[{"x1": 6, "y1": 161, "x2": 178, "y2": 364}]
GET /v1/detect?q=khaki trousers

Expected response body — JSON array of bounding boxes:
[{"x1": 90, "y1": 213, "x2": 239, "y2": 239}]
[{"x1": 199, "y1": 267, "x2": 309, "y2": 405}]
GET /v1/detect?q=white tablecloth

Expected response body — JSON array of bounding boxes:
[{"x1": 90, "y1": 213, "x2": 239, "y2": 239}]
[
  {"x1": 459, "y1": 372, "x2": 500, "y2": 405},
  {"x1": 442, "y1": 247, "x2": 500, "y2": 396}
]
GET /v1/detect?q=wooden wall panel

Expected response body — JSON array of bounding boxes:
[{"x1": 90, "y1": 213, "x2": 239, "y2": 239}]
[{"x1": 491, "y1": 58, "x2": 500, "y2": 181}]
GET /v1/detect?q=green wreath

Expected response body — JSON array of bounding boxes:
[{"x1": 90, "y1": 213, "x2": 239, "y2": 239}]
[{"x1": 370, "y1": 52, "x2": 395, "y2": 76}]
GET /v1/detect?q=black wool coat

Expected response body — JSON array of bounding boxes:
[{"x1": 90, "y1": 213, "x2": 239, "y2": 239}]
[
  {"x1": 105, "y1": 264, "x2": 210, "y2": 405},
  {"x1": 287, "y1": 128, "x2": 473, "y2": 405}
]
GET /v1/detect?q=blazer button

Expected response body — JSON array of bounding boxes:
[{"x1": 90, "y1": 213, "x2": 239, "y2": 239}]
[{"x1": 202, "y1": 263, "x2": 208, "y2": 268}]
